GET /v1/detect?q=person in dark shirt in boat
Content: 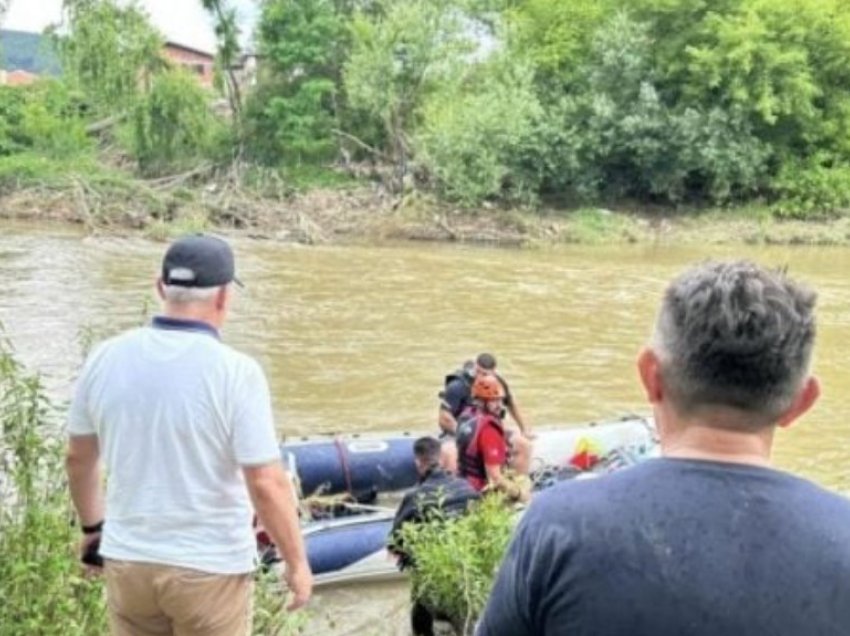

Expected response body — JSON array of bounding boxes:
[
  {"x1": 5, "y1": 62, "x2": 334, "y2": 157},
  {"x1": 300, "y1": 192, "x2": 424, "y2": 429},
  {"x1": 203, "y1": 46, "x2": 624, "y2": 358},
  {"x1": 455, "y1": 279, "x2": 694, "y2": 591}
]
[
  {"x1": 388, "y1": 436, "x2": 480, "y2": 636},
  {"x1": 438, "y1": 353, "x2": 532, "y2": 475},
  {"x1": 476, "y1": 260, "x2": 850, "y2": 636},
  {"x1": 455, "y1": 374, "x2": 527, "y2": 499}
]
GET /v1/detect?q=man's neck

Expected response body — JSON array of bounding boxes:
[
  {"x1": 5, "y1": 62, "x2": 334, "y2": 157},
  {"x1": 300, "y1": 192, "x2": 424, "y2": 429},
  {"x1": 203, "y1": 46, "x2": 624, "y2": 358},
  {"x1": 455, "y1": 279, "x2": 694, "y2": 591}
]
[
  {"x1": 162, "y1": 305, "x2": 221, "y2": 330},
  {"x1": 659, "y1": 416, "x2": 775, "y2": 467},
  {"x1": 419, "y1": 464, "x2": 443, "y2": 482}
]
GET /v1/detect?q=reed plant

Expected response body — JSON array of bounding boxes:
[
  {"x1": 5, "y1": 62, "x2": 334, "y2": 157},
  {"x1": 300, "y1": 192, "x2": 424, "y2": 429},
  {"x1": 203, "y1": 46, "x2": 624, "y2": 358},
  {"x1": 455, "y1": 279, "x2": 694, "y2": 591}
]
[
  {"x1": 0, "y1": 335, "x2": 106, "y2": 635},
  {"x1": 252, "y1": 568, "x2": 310, "y2": 635},
  {"x1": 399, "y1": 494, "x2": 515, "y2": 635}
]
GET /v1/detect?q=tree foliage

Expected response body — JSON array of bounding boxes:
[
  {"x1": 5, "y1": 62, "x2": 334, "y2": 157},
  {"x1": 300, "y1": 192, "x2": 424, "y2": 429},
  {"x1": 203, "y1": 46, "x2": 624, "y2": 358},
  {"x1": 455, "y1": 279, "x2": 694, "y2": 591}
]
[
  {"x1": 538, "y1": 12, "x2": 769, "y2": 204},
  {"x1": 131, "y1": 69, "x2": 226, "y2": 175},
  {"x1": 245, "y1": 0, "x2": 346, "y2": 163},
  {"x1": 344, "y1": 0, "x2": 475, "y2": 173},
  {"x1": 415, "y1": 54, "x2": 543, "y2": 204},
  {"x1": 54, "y1": 0, "x2": 164, "y2": 115},
  {"x1": 199, "y1": 0, "x2": 244, "y2": 120},
  {"x1": 9, "y1": 0, "x2": 850, "y2": 214},
  {"x1": 0, "y1": 82, "x2": 90, "y2": 158}
]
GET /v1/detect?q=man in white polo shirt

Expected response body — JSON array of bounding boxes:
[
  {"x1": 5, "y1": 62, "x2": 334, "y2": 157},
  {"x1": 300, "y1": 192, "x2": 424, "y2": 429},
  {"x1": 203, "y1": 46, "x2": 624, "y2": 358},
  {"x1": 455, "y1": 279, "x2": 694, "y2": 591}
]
[{"x1": 65, "y1": 234, "x2": 312, "y2": 635}]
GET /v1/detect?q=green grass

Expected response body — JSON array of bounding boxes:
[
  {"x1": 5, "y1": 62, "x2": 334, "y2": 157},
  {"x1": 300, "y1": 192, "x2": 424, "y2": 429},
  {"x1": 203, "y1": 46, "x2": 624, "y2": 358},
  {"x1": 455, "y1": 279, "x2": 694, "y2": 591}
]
[
  {"x1": 142, "y1": 214, "x2": 211, "y2": 241},
  {"x1": 280, "y1": 163, "x2": 360, "y2": 191},
  {"x1": 559, "y1": 207, "x2": 640, "y2": 244},
  {"x1": 0, "y1": 152, "x2": 124, "y2": 190}
]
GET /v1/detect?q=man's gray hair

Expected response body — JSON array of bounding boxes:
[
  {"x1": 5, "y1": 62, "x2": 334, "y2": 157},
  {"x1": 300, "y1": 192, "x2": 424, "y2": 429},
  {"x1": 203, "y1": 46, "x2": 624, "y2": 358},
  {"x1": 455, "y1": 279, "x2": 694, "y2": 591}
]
[
  {"x1": 653, "y1": 260, "x2": 816, "y2": 428},
  {"x1": 161, "y1": 284, "x2": 220, "y2": 305}
]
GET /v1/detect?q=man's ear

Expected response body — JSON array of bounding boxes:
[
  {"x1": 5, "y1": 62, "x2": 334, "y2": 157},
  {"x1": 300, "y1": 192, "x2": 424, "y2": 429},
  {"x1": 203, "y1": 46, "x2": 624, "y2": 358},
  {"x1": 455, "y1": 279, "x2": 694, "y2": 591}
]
[
  {"x1": 637, "y1": 347, "x2": 664, "y2": 404},
  {"x1": 776, "y1": 376, "x2": 820, "y2": 429},
  {"x1": 215, "y1": 285, "x2": 229, "y2": 311},
  {"x1": 156, "y1": 278, "x2": 165, "y2": 300}
]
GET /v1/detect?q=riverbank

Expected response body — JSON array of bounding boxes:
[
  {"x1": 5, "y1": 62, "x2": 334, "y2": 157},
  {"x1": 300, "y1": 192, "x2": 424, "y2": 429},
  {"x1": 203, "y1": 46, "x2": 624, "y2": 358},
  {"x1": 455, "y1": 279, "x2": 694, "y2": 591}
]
[{"x1": 2, "y1": 158, "x2": 850, "y2": 247}]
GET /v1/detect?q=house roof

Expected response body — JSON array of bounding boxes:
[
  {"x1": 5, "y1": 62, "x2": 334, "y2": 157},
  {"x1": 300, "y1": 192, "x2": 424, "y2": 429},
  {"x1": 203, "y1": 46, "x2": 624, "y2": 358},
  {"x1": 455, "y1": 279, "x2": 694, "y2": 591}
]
[
  {"x1": 163, "y1": 40, "x2": 215, "y2": 60},
  {"x1": 3, "y1": 69, "x2": 40, "y2": 86}
]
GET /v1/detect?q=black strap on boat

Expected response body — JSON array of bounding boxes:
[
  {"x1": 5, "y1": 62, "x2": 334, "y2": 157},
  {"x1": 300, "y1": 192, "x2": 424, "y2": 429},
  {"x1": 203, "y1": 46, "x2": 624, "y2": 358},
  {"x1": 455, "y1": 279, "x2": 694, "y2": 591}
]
[{"x1": 334, "y1": 436, "x2": 354, "y2": 494}]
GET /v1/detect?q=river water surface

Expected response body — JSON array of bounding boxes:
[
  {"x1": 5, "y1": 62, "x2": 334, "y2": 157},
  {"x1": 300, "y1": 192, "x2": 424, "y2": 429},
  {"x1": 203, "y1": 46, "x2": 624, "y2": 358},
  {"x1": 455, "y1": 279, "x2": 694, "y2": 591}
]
[{"x1": 1, "y1": 222, "x2": 848, "y2": 633}]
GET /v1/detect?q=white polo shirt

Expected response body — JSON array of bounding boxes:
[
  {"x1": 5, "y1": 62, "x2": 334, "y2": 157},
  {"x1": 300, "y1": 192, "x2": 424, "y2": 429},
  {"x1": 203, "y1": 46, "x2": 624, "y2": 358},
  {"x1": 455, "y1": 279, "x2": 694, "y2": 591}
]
[{"x1": 67, "y1": 317, "x2": 280, "y2": 574}]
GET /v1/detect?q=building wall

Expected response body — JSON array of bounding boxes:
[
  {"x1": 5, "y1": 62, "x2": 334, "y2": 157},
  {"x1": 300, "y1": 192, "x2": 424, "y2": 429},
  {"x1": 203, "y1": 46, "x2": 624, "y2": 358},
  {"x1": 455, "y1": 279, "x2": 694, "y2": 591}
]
[{"x1": 163, "y1": 44, "x2": 214, "y2": 88}]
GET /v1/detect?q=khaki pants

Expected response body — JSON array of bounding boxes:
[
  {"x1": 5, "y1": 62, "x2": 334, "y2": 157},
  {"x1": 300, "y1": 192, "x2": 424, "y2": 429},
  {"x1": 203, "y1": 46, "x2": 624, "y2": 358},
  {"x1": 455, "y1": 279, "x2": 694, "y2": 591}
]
[{"x1": 104, "y1": 560, "x2": 253, "y2": 636}]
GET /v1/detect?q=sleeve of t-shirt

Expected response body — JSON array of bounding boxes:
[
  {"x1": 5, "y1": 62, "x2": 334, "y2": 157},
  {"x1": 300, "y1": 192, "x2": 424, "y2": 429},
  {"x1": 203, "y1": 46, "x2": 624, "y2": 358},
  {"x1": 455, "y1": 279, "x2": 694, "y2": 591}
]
[
  {"x1": 231, "y1": 357, "x2": 280, "y2": 466},
  {"x1": 476, "y1": 495, "x2": 572, "y2": 636},
  {"x1": 441, "y1": 379, "x2": 468, "y2": 414},
  {"x1": 389, "y1": 492, "x2": 417, "y2": 551},
  {"x1": 479, "y1": 425, "x2": 507, "y2": 466},
  {"x1": 66, "y1": 344, "x2": 104, "y2": 437},
  {"x1": 475, "y1": 512, "x2": 537, "y2": 635}
]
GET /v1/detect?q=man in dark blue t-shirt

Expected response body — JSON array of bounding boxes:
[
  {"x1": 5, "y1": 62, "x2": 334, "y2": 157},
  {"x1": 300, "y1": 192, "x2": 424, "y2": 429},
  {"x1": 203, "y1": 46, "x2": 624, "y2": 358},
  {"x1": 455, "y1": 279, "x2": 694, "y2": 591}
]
[{"x1": 477, "y1": 260, "x2": 850, "y2": 636}]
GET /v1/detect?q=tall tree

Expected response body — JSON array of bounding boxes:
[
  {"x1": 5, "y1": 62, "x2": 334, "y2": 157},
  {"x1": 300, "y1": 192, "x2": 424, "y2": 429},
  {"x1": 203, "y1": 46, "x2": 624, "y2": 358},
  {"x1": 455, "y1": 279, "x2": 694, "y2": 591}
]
[
  {"x1": 55, "y1": 0, "x2": 163, "y2": 115},
  {"x1": 344, "y1": 0, "x2": 474, "y2": 184},
  {"x1": 246, "y1": 0, "x2": 345, "y2": 162},
  {"x1": 199, "y1": 0, "x2": 243, "y2": 118}
]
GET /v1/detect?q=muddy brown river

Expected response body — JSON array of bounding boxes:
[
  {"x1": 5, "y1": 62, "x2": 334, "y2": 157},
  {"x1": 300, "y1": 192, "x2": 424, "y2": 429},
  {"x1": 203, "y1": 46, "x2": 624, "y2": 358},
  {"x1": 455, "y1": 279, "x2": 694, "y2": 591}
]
[{"x1": 1, "y1": 221, "x2": 848, "y2": 633}]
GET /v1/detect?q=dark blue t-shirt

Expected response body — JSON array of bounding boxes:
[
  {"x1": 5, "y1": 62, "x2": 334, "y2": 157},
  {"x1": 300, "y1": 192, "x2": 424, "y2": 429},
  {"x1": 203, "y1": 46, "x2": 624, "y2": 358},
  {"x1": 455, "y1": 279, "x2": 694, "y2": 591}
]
[{"x1": 477, "y1": 458, "x2": 850, "y2": 636}]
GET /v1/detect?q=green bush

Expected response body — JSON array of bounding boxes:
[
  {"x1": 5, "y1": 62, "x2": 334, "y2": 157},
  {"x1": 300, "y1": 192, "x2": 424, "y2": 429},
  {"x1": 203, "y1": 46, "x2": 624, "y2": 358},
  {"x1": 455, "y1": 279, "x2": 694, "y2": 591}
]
[
  {"x1": 415, "y1": 55, "x2": 544, "y2": 205},
  {"x1": 245, "y1": 0, "x2": 345, "y2": 164},
  {"x1": 0, "y1": 335, "x2": 107, "y2": 635},
  {"x1": 399, "y1": 495, "x2": 515, "y2": 633},
  {"x1": 0, "y1": 86, "x2": 29, "y2": 155},
  {"x1": 55, "y1": 0, "x2": 164, "y2": 116},
  {"x1": 345, "y1": 0, "x2": 474, "y2": 166},
  {"x1": 20, "y1": 82, "x2": 91, "y2": 158},
  {"x1": 771, "y1": 160, "x2": 850, "y2": 219},
  {"x1": 130, "y1": 69, "x2": 228, "y2": 176},
  {"x1": 540, "y1": 12, "x2": 769, "y2": 204},
  {"x1": 245, "y1": 79, "x2": 338, "y2": 164},
  {"x1": 506, "y1": 0, "x2": 616, "y2": 92},
  {"x1": 0, "y1": 82, "x2": 91, "y2": 159},
  {"x1": 677, "y1": 0, "x2": 850, "y2": 157}
]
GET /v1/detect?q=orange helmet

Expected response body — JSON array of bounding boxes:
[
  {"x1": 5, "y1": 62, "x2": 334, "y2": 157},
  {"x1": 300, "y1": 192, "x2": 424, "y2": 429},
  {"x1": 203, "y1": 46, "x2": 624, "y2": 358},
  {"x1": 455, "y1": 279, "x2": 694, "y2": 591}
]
[{"x1": 472, "y1": 374, "x2": 504, "y2": 401}]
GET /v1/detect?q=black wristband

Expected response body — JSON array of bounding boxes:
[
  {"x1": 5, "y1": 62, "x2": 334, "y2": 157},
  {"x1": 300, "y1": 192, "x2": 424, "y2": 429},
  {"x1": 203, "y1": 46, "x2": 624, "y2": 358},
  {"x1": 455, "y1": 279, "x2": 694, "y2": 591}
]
[{"x1": 81, "y1": 520, "x2": 104, "y2": 535}]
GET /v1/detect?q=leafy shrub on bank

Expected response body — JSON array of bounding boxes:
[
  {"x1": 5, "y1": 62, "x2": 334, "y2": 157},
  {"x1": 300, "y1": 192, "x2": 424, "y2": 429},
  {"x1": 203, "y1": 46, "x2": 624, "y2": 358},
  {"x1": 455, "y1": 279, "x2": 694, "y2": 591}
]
[
  {"x1": 129, "y1": 69, "x2": 230, "y2": 176},
  {"x1": 0, "y1": 82, "x2": 91, "y2": 159},
  {"x1": 415, "y1": 56, "x2": 543, "y2": 206},
  {"x1": 538, "y1": 12, "x2": 769, "y2": 204},
  {"x1": 399, "y1": 495, "x2": 515, "y2": 634},
  {"x1": 0, "y1": 335, "x2": 107, "y2": 635},
  {"x1": 345, "y1": 0, "x2": 473, "y2": 167},
  {"x1": 244, "y1": 0, "x2": 345, "y2": 164},
  {"x1": 53, "y1": 0, "x2": 164, "y2": 116},
  {"x1": 771, "y1": 160, "x2": 850, "y2": 219},
  {"x1": 0, "y1": 86, "x2": 29, "y2": 156}
]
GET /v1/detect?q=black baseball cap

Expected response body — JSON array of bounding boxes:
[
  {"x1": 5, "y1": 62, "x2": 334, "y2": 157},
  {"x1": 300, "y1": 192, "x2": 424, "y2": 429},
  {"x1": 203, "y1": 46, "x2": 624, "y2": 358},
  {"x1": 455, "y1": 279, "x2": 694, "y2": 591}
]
[{"x1": 161, "y1": 234, "x2": 243, "y2": 288}]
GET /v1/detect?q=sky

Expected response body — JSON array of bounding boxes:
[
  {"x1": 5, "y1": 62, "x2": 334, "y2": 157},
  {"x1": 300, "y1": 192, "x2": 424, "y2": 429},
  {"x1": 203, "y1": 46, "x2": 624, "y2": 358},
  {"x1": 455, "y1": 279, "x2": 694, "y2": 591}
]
[{"x1": 2, "y1": 0, "x2": 261, "y2": 53}]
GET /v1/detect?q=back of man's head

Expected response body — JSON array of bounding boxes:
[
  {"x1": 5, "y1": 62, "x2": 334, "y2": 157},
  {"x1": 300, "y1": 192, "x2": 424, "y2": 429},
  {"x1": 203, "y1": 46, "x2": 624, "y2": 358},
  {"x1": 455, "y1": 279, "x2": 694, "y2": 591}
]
[
  {"x1": 161, "y1": 234, "x2": 240, "y2": 303},
  {"x1": 476, "y1": 353, "x2": 497, "y2": 371},
  {"x1": 653, "y1": 260, "x2": 816, "y2": 428},
  {"x1": 413, "y1": 436, "x2": 442, "y2": 468}
]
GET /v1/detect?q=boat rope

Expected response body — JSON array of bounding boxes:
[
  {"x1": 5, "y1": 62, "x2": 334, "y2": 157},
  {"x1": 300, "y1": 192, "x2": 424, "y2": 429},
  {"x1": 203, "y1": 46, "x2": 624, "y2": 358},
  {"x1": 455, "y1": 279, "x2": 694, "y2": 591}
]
[{"x1": 333, "y1": 436, "x2": 355, "y2": 495}]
